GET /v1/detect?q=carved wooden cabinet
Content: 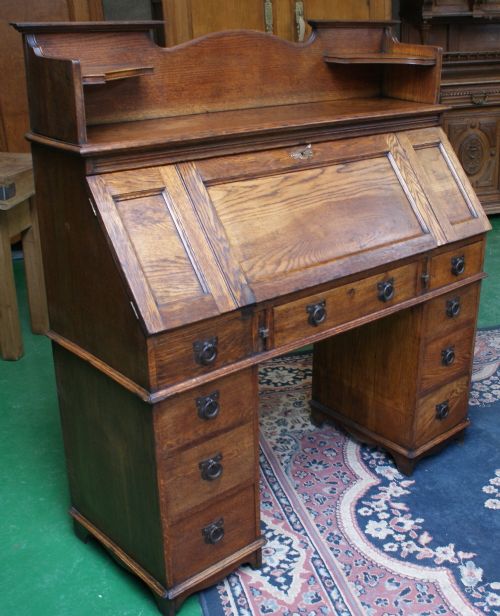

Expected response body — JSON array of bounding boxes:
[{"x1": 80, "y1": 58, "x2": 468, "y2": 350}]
[
  {"x1": 15, "y1": 19, "x2": 490, "y2": 615},
  {"x1": 159, "y1": 0, "x2": 391, "y2": 44},
  {"x1": 401, "y1": 0, "x2": 500, "y2": 213}
]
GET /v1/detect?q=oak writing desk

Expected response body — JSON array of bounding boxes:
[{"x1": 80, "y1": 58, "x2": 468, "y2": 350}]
[{"x1": 14, "y1": 20, "x2": 491, "y2": 615}]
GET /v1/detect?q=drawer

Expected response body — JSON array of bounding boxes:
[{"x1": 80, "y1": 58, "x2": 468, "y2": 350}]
[
  {"x1": 167, "y1": 485, "x2": 258, "y2": 585},
  {"x1": 422, "y1": 283, "x2": 480, "y2": 340},
  {"x1": 154, "y1": 368, "x2": 257, "y2": 452},
  {"x1": 419, "y1": 326, "x2": 475, "y2": 393},
  {"x1": 150, "y1": 310, "x2": 256, "y2": 389},
  {"x1": 274, "y1": 261, "x2": 420, "y2": 348},
  {"x1": 415, "y1": 376, "x2": 469, "y2": 448},
  {"x1": 158, "y1": 422, "x2": 257, "y2": 521},
  {"x1": 429, "y1": 241, "x2": 484, "y2": 290}
]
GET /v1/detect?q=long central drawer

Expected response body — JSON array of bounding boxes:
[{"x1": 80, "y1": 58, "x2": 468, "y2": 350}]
[{"x1": 273, "y1": 260, "x2": 420, "y2": 348}]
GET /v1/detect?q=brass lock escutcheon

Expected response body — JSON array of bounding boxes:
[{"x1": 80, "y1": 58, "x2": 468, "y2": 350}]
[
  {"x1": 202, "y1": 518, "x2": 225, "y2": 545},
  {"x1": 451, "y1": 255, "x2": 466, "y2": 276},
  {"x1": 377, "y1": 278, "x2": 395, "y2": 302},
  {"x1": 446, "y1": 297, "x2": 461, "y2": 318},
  {"x1": 196, "y1": 391, "x2": 220, "y2": 420},
  {"x1": 290, "y1": 143, "x2": 313, "y2": 160},
  {"x1": 193, "y1": 336, "x2": 218, "y2": 366},
  {"x1": 199, "y1": 453, "x2": 223, "y2": 481},
  {"x1": 306, "y1": 300, "x2": 326, "y2": 326},
  {"x1": 435, "y1": 400, "x2": 450, "y2": 421}
]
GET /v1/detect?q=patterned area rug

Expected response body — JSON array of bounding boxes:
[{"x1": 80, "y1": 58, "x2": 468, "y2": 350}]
[{"x1": 200, "y1": 327, "x2": 500, "y2": 616}]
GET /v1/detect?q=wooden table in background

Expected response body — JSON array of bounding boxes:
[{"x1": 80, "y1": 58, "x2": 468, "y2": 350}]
[{"x1": 0, "y1": 152, "x2": 48, "y2": 360}]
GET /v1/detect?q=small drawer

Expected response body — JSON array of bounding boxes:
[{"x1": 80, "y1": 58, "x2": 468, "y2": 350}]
[
  {"x1": 419, "y1": 326, "x2": 475, "y2": 393},
  {"x1": 415, "y1": 376, "x2": 469, "y2": 447},
  {"x1": 167, "y1": 485, "x2": 259, "y2": 585},
  {"x1": 422, "y1": 283, "x2": 480, "y2": 340},
  {"x1": 274, "y1": 261, "x2": 419, "y2": 347},
  {"x1": 150, "y1": 310, "x2": 256, "y2": 388},
  {"x1": 158, "y1": 422, "x2": 256, "y2": 521},
  {"x1": 429, "y1": 241, "x2": 484, "y2": 290},
  {"x1": 154, "y1": 368, "x2": 257, "y2": 452}
]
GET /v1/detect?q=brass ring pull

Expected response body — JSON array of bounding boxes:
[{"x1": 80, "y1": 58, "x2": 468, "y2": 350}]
[
  {"x1": 202, "y1": 518, "x2": 224, "y2": 545},
  {"x1": 196, "y1": 391, "x2": 220, "y2": 420},
  {"x1": 435, "y1": 401, "x2": 450, "y2": 420},
  {"x1": 446, "y1": 297, "x2": 461, "y2": 318},
  {"x1": 441, "y1": 346, "x2": 456, "y2": 367},
  {"x1": 451, "y1": 255, "x2": 465, "y2": 276},
  {"x1": 199, "y1": 453, "x2": 223, "y2": 481},
  {"x1": 193, "y1": 337, "x2": 218, "y2": 366},
  {"x1": 377, "y1": 278, "x2": 395, "y2": 302},
  {"x1": 306, "y1": 300, "x2": 326, "y2": 326}
]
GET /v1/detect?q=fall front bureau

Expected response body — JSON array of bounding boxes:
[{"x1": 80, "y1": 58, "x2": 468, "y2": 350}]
[{"x1": 14, "y1": 19, "x2": 491, "y2": 615}]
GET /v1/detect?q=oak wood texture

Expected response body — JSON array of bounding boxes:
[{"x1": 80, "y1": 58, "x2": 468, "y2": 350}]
[
  {"x1": 429, "y1": 239, "x2": 485, "y2": 288},
  {"x1": 0, "y1": 152, "x2": 48, "y2": 360},
  {"x1": 158, "y1": 422, "x2": 256, "y2": 521},
  {"x1": 273, "y1": 261, "x2": 421, "y2": 347},
  {"x1": 17, "y1": 21, "x2": 491, "y2": 614},
  {"x1": 154, "y1": 368, "x2": 256, "y2": 452},
  {"x1": 400, "y1": 0, "x2": 500, "y2": 214},
  {"x1": 13, "y1": 21, "x2": 443, "y2": 149},
  {"x1": 310, "y1": 291, "x2": 476, "y2": 474},
  {"x1": 421, "y1": 281, "x2": 480, "y2": 337}
]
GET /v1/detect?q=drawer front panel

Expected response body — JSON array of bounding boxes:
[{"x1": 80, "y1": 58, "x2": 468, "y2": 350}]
[
  {"x1": 151, "y1": 310, "x2": 256, "y2": 388},
  {"x1": 429, "y1": 241, "x2": 484, "y2": 290},
  {"x1": 419, "y1": 326, "x2": 475, "y2": 393},
  {"x1": 159, "y1": 422, "x2": 256, "y2": 521},
  {"x1": 154, "y1": 368, "x2": 257, "y2": 452},
  {"x1": 274, "y1": 261, "x2": 420, "y2": 347},
  {"x1": 422, "y1": 282, "x2": 480, "y2": 340},
  {"x1": 415, "y1": 376, "x2": 469, "y2": 447},
  {"x1": 168, "y1": 485, "x2": 258, "y2": 585}
]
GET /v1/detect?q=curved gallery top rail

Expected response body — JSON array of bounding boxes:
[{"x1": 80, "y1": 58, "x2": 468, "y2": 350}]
[{"x1": 13, "y1": 20, "x2": 442, "y2": 146}]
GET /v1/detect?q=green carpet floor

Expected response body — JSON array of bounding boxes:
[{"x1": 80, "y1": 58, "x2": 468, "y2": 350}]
[{"x1": 1, "y1": 216, "x2": 499, "y2": 615}]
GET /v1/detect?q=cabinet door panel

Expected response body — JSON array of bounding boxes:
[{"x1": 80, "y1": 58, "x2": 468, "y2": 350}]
[{"x1": 443, "y1": 109, "x2": 500, "y2": 206}]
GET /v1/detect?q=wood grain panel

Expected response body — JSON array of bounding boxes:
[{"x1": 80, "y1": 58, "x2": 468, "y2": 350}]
[
  {"x1": 53, "y1": 345, "x2": 166, "y2": 585},
  {"x1": 0, "y1": 0, "x2": 71, "y2": 152},
  {"x1": 312, "y1": 306, "x2": 423, "y2": 448},
  {"x1": 32, "y1": 145, "x2": 150, "y2": 387},
  {"x1": 115, "y1": 191, "x2": 206, "y2": 304},
  {"x1": 429, "y1": 240, "x2": 484, "y2": 289},
  {"x1": 418, "y1": 325, "x2": 475, "y2": 393},
  {"x1": 405, "y1": 127, "x2": 491, "y2": 239},
  {"x1": 154, "y1": 368, "x2": 257, "y2": 452},
  {"x1": 167, "y1": 485, "x2": 258, "y2": 585},
  {"x1": 79, "y1": 28, "x2": 380, "y2": 125},
  {"x1": 274, "y1": 260, "x2": 420, "y2": 347},
  {"x1": 87, "y1": 164, "x2": 240, "y2": 332},
  {"x1": 190, "y1": 0, "x2": 265, "y2": 37},
  {"x1": 422, "y1": 282, "x2": 480, "y2": 340},
  {"x1": 150, "y1": 310, "x2": 256, "y2": 389},
  {"x1": 415, "y1": 145, "x2": 477, "y2": 225},
  {"x1": 158, "y1": 422, "x2": 256, "y2": 522},
  {"x1": 415, "y1": 376, "x2": 469, "y2": 447},
  {"x1": 207, "y1": 152, "x2": 433, "y2": 298}
]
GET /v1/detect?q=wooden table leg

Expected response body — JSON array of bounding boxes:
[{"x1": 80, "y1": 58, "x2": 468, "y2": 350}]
[
  {"x1": 0, "y1": 211, "x2": 23, "y2": 360},
  {"x1": 22, "y1": 197, "x2": 48, "y2": 334}
]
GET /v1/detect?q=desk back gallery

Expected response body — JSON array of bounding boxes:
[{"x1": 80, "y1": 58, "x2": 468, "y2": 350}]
[{"x1": 13, "y1": 19, "x2": 491, "y2": 615}]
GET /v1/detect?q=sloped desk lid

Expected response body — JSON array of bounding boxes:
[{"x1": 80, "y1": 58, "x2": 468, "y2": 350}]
[{"x1": 87, "y1": 127, "x2": 490, "y2": 335}]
